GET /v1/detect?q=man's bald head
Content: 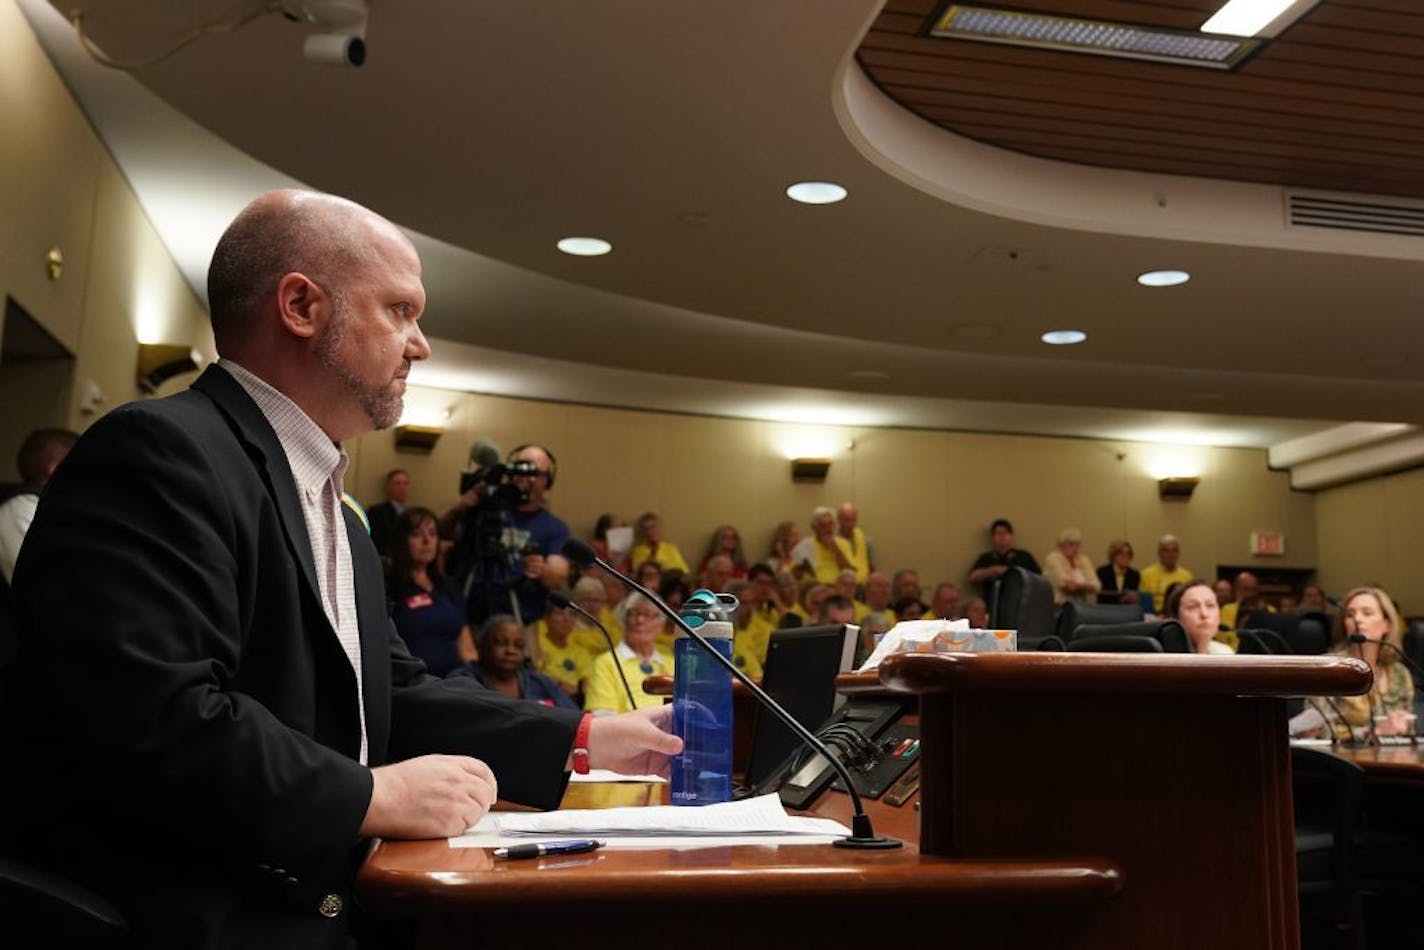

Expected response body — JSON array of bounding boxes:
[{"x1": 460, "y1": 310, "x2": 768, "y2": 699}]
[{"x1": 206, "y1": 190, "x2": 403, "y2": 350}]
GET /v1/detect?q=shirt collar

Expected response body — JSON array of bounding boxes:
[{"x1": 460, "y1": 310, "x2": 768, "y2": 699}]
[{"x1": 218, "y1": 359, "x2": 347, "y2": 495}]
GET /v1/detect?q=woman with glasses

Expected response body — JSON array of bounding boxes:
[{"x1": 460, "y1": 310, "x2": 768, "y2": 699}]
[{"x1": 584, "y1": 592, "x2": 674, "y2": 713}]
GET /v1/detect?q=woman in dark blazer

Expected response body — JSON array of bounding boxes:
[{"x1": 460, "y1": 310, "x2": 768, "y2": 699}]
[{"x1": 1096, "y1": 539, "x2": 1142, "y2": 605}]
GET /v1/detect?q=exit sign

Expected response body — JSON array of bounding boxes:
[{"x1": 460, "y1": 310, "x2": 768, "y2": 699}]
[{"x1": 1250, "y1": 532, "x2": 1285, "y2": 556}]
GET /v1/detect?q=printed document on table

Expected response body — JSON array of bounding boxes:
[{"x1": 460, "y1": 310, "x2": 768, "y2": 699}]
[{"x1": 448, "y1": 793, "x2": 850, "y2": 849}]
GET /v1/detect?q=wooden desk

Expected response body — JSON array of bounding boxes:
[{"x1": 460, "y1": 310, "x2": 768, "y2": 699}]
[
  {"x1": 1330, "y1": 742, "x2": 1424, "y2": 778},
  {"x1": 360, "y1": 653, "x2": 1367, "y2": 949},
  {"x1": 359, "y1": 782, "x2": 1122, "y2": 949}
]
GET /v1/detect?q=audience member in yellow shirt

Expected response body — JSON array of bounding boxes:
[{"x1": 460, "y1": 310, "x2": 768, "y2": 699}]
[
  {"x1": 1220, "y1": 571, "x2": 1275, "y2": 629},
  {"x1": 569, "y1": 576, "x2": 623, "y2": 655},
  {"x1": 733, "y1": 565, "x2": 783, "y2": 677},
  {"x1": 534, "y1": 601, "x2": 594, "y2": 699},
  {"x1": 629, "y1": 510, "x2": 690, "y2": 576},
  {"x1": 791, "y1": 506, "x2": 857, "y2": 585},
  {"x1": 1137, "y1": 534, "x2": 1193, "y2": 610},
  {"x1": 584, "y1": 593, "x2": 674, "y2": 713},
  {"x1": 835, "y1": 501, "x2": 873, "y2": 584}
]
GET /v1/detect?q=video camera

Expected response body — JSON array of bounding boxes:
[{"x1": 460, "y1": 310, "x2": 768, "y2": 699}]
[{"x1": 459, "y1": 458, "x2": 537, "y2": 510}]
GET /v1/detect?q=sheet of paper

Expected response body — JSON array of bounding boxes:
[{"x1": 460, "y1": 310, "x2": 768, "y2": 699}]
[
  {"x1": 465, "y1": 793, "x2": 849, "y2": 839},
  {"x1": 605, "y1": 525, "x2": 633, "y2": 558},
  {"x1": 567, "y1": 769, "x2": 667, "y2": 784},
  {"x1": 450, "y1": 822, "x2": 842, "y2": 851}
]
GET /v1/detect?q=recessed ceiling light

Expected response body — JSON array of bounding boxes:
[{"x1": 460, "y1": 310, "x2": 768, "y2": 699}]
[
  {"x1": 557, "y1": 236, "x2": 612, "y2": 256},
  {"x1": 1137, "y1": 269, "x2": 1190, "y2": 287},
  {"x1": 1041, "y1": 330, "x2": 1087, "y2": 345},
  {"x1": 786, "y1": 182, "x2": 847, "y2": 205}
]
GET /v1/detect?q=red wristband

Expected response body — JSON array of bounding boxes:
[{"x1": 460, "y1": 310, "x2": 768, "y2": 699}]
[{"x1": 572, "y1": 712, "x2": 593, "y2": 775}]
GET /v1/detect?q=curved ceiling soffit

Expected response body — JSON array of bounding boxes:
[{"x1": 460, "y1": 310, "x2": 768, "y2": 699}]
[{"x1": 831, "y1": 54, "x2": 1424, "y2": 264}]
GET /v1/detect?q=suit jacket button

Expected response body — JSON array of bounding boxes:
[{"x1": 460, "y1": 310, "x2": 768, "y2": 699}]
[{"x1": 319, "y1": 894, "x2": 343, "y2": 918}]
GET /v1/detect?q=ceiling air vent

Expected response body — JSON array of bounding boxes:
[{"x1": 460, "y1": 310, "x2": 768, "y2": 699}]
[{"x1": 1287, "y1": 192, "x2": 1424, "y2": 238}]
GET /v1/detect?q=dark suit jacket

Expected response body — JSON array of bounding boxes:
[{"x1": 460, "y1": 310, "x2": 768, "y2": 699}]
[
  {"x1": 0, "y1": 367, "x2": 579, "y2": 948},
  {"x1": 1096, "y1": 564, "x2": 1142, "y2": 598}
]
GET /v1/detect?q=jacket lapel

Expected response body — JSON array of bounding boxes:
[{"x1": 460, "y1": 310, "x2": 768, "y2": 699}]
[{"x1": 190, "y1": 366, "x2": 325, "y2": 615}]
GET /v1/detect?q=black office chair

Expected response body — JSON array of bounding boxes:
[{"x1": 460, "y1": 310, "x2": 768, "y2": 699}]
[
  {"x1": 990, "y1": 567, "x2": 1057, "y2": 650},
  {"x1": 1066, "y1": 634, "x2": 1162, "y2": 653},
  {"x1": 1243, "y1": 609, "x2": 1301, "y2": 643},
  {"x1": 1052, "y1": 601, "x2": 1144, "y2": 648},
  {"x1": 0, "y1": 858, "x2": 129, "y2": 949},
  {"x1": 1291, "y1": 745, "x2": 1365, "y2": 950},
  {"x1": 1238, "y1": 628, "x2": 1294, "y2": 655},
  {"x1": 1071, "y1": 619, "x2": 1191, "y2": 653},
  {"x1": 1292, "y1": 613, "x2": 1331, "y2": 655}
]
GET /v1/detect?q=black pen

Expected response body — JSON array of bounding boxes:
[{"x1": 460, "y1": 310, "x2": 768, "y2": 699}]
[{"x1": 493, "y1": 839, "x2": 605, "y2": 860}]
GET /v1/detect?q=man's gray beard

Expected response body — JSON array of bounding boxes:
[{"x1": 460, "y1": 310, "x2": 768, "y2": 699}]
[{"x1": 314, "y1": 306, "x2": 403, "y2": 430}]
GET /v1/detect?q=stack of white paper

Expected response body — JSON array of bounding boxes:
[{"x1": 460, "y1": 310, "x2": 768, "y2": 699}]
[{"x1": 451, "y1": 793, "x2": 850, "y2": 850}]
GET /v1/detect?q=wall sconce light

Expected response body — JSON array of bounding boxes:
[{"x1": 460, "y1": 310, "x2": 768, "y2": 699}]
[
  {"x1": 136, "y1": 343, "x2": 199, "y2": 393},
  {"x1": 791, "y1": 457, "x2": 831, "y2": 482},
  {"x1": 394, "y1": 424, "x2": 443, "y2": 453},
  {"x1": 1158, "y1": 476, "x2": 1199, "y2": 500}
]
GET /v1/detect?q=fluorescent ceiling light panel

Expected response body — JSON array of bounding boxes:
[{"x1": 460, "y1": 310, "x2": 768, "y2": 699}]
[
  {"x1": 1200, "y1": 0, "x2": 1322, "y2": 39},
  {"x1": 930, "y1": 4, "x2": 1261, "y2": 70}
]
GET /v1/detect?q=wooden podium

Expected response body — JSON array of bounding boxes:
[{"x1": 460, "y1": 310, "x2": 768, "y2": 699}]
[
  {"x1": 358, "y1": 652, "x2": 1367, "y2": 950},
  {"x1": 866, "y1": 651, "x2": 1370, "y2": 949}
]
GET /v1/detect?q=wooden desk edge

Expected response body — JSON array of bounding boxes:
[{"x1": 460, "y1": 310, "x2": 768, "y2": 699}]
[
  {"x1": 857, "y1": 652, "x2": 1370, "y2": 696},
  {"x1": 357, "y1": 842, "x2": 1122, "y2": 913}
]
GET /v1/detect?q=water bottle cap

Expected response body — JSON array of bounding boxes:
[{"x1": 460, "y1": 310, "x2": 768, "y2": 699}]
[{"x1": 681, "y1": 588, "x2": 738, "y2": 627}]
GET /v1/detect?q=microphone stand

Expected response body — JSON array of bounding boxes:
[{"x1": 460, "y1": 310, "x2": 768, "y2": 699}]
[
  {"x1": 564, "y1": 540, "x2": 900, "y2": 849},
  {"x1": 549, "y1": 590, "x2": 637, "y2": 710},
  {"x1": 1349, "y1": 635, "x2": 1382, "y2": 747}
]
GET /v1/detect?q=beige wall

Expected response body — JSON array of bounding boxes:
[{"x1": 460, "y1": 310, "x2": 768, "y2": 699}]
[
  {"x1": 349, "y1": 386, "x2": 1317, "y2": 593},
  {"x1": 1316, "y1": 466, "x2": 1424, "y2": 614},
  {"x1": 0, "y1": 0, "x2": 210, "y2": 472}
]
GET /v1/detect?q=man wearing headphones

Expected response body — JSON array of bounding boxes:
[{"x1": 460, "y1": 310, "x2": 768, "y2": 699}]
[{"x1": 505, "y1": 444, "x2": 570, "y2": 559}]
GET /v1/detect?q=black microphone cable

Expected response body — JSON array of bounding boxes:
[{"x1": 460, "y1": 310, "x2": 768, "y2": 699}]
[
  {"x1": 549, "y1": 590, "x2": 637, "y2": 711},
  {"x1": 563, "y1": 539, "x2": 901, "y2": 850},
  {"x1": 1348, "y1": 633, "x2": 1382, "y2": 747}
]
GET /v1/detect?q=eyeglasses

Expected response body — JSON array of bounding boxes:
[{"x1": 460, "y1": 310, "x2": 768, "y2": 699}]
[{"x1": 626, "y1": 609, "x2": 663, "y2": 622}]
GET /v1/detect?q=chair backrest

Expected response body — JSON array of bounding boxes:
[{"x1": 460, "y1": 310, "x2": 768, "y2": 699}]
[
  {"x1": 1243, "y1": 610, "x2": 1299, "y2": 640},
  {"x1": 1054, "y1": 601, "x2": 1145, "y2": 645},
  {"x1": 1067, "y1": 634, "x2": 1163, "y2": 653},
  {"x1": 1072, "y1": 619, "x2": 1192, "y2": 653},
  {"x1": 1404, "y1": 620, "x2": 1424, "y2": 699},
  {"x1": 990, "y1": 567, "x2": 1056, "y2": 649},
  {"x1": 1291, "y1": 613, "x2": 1331, "y2": 655},
  {"x1": 1238, "y1": 628, "x2": 1294, "y2": 655},
  {"x1": 1290, "y1": 746, "x2": 1365, "y2": 894}
]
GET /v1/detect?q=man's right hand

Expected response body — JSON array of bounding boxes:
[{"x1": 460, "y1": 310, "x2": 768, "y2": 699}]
[{"x1": 360, "y1": 754, "x2": 498, "y2": 839}]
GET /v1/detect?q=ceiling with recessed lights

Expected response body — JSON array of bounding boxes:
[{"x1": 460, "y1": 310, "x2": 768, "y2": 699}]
[
  {"x1": 862, "y1": 0, "x2": 1424, "y2": 198},
  {"x1": 18, "y1": 0, "x2": 1424, "y2": 465}
]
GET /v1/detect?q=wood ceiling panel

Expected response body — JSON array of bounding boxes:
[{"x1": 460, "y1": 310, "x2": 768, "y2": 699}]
[{"x1": 857, "y1": 0, "x2": 1424, "y2": 198}]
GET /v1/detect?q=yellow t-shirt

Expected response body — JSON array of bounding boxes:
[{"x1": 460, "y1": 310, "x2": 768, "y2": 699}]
[
  {"x1": 584, "y1": 644, "x2": 674, "y2": 714},
  {"x1": 570, "y1": 607, "x2": 624, "y2": 656},
  {"x1": 839, "y1": 528, "x2": 871, "y2": 584},
  {"x1": 534, "y1": 622, "x2": 594, "y2": 693},
  {"x1": 629, "y1": 541, "x2": 690, "y2": 575},
  {"x1": 852, "y1": 599, "x2": 871, "y2": 624},
  {"x1": 801, "y1": 536, "x2": 856, "y2": 585},
  {"x1": 1221, "y1": 601, "x2": 1275, "y2": 630},
  {"x1": 1138, "y1": 563, "x2": 1194, "y2": 601}
]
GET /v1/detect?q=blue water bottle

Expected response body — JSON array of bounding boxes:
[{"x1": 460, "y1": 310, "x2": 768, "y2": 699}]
[{"x1": 670, "y1": 589, "x2": 736, "y2": 805}]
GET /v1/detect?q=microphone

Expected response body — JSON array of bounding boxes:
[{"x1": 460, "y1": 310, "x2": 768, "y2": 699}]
[
  {"x1": 563, "y1": 539, "x2": 901, "y2": 850},
  {"x1": 548, "y1": 590, "x2": 636, "y2": 710},
  {"x1": 468, "y1": 436, "x2": 502, "y2": 470},
  {"x1": 1348, "y1": 633, "x2": 1424, "y2": 681}
]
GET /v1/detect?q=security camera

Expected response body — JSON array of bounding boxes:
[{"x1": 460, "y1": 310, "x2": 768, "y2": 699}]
[
  {"x1": 284, "y1": 0, "x2": 368, "y2": 67},
  {"x1": 303, "y1": 32, "x2": 366, "y2": 67}
]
